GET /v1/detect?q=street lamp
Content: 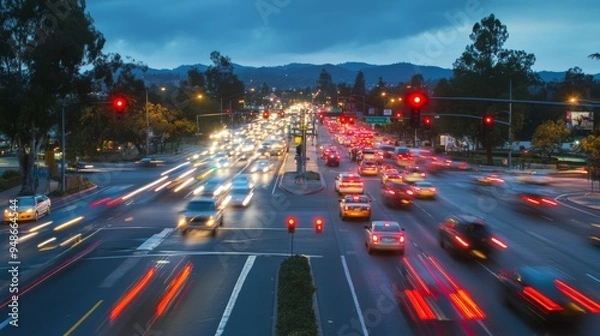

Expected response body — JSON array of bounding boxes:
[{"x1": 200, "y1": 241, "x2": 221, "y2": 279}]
[{"x1": 145, "y1": 87, "x2": 166, "y2": 156}]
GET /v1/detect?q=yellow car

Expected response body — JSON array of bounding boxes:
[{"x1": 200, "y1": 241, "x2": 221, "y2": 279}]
[
  {"x1": 412, "y1": 181, "x2": 437, "y2": 199},
  {"x1": 381, "y1": 170, "x2": 403, "y2": 184},
  {"x1": 402, "y1": 166, "x2": 426, "y2": 182},
  {"x1": 339, "y1": 194, "x2": 371, "y2": 221}
]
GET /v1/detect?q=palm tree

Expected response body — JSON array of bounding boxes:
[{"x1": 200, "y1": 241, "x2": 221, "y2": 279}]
[{"x1": 589, "y1": 53, "x2": 600, "y2": 60}]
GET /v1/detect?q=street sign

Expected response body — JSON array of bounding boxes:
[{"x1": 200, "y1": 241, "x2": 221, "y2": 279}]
[
  {"x1": 365, "y1": 117, "x2": 391, "y2": 125},
  {"x1": 383, "y1": 109, "x2": 392, "y2": 116}
]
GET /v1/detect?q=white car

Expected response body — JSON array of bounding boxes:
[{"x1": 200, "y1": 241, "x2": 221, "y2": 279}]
[
  {"x1": 251, "y1": 160, "x2": 272, "y2": 173},
  {"x1": 335, "y1": 173, "x2": 364, "y2": 195},
  {"x1": 228, "y1": 186, "x2": 254, "y2": 207},
  {"x1": 518, "y1": 172, "x2": 553, "y2": 185},
  {"x1": 364, "y1": 221, "x2": 406, "y2": 254}
]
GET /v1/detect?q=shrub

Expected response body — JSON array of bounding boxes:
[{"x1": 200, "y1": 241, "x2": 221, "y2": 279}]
[
  {"x1": 0, "y1": 176, "x2": 21, "y2": 192},
  {"x1": 304, "y1": 171, "x2": 320, "y2": 181},
  {"x1": 276, "y1": 255, "x2": 318, "y2": 336},
  {"x1": 2, "y1": 169, "x2": 20, "y2": 179},
  {"x1": 49, "y1": 179, "x2": 95, "y2": 197}
]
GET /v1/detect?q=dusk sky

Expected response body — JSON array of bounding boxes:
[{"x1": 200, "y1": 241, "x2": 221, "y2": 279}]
[{"x1": 86, "y1": 0, "x2": 600, "y2": 74}]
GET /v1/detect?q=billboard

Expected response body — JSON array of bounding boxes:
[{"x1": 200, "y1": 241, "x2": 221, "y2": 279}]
[{"x1": 566, "y1": 111, "x2": 594, "y2": 131}]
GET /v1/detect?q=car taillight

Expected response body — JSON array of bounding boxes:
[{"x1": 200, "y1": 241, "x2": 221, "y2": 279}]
[
  {"x1": 523, "y1": 286, "x2": 564, "y2": 312},
  {"x1": 344, "y1": 206, "x2": 349, "y2": 211},
  {"x1": 541, "y1": 198, "x2": 557, "y2": 206},
  {"x1": 399, "y1": 235, "x2": 405, "y2": 243},
  {"x1": 554, "y1": 279, "x2": 600, "y2": 313},
  {"x1": 406, "y1": 190, "x2": 414, "y2": 195},
  {"x1": 454, "y1": 235, "x2": 469, "y2": 247},
  {"x1": 387, "y1": 190, "x2": 396, "y2": 194},
  {"x1": 372, "y1": 235, "x2": 379, "y2": 242}
]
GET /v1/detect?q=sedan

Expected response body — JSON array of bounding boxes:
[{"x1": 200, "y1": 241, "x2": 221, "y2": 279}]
[
  {"x1": 228, "y1": 186, "x2": 254, "y2": 207},
  {"x1": 364, "y1": 221, "x2": 406, "y2": 254},
  {"x1": 412, "y1": 181, "x2": 437, "y2": 199},
  {"x1": 339, "y1": 194, "x2": 371, "y2": 221},
  {"x1": 381, "y1": 181, "x2": 414, "y2": 208},
  {"x1": 4, "y1": 195, "x2": 51, "y2": 222},
  {"x1": 439, "y1": 214, "x2": 507, "y2": 260},
  {"x1": 498, "y1": 266, "x2": 599, "y2": 325}
]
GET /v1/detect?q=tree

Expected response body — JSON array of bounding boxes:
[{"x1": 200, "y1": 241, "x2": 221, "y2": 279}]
[
  {"x1": 437, "y1": 14, "x2": 537, "y2": 164},
  {"x1": 351, "y1": 71, "x2": 366, "y2": 97},
  {"x1": 0, "y1": 1, "x2": 105, "y2": 195},
  {"x1": 578, "y1": 134, "x2": 600, "y2": 188},
  {"x1": 531, "y1": 120, "x2": 570, "y2": 162},
  {"x1": 410, "y1": 74, "x2": 425, "y2": 88},
  {"x1": 589, "y1": 53, "x2": 600, "y2": 60},
  {"x1": 315, "y1": 68, "x2": 336, "y2": 103}
]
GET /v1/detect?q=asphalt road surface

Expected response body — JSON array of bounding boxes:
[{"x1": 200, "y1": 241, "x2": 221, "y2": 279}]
[{"x1": 0, "y1": 132, "x2": 599, "y2": 336}]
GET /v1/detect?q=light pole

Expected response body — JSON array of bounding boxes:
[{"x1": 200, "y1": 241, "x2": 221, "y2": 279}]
[
  {"x1": 61, "y1": 103, "x2": 66, "y2": 192},
  {"x1": 145, "y1": 87, "x2": 166, "y2": 156},
  {"x1": 508, "y1": 77, "x2": 512, "y2": 169}
]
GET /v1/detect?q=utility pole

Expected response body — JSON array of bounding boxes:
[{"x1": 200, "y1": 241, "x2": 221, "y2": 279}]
[
  {"x1": 61, "y1": 103, "x2": 66, "y2": 192},
  {"x1": 508, "y1": 77, "x2": 513, "y2": 169},
  {"x1": 145, "y1": 89, "x2": 150, "y2": 156}
]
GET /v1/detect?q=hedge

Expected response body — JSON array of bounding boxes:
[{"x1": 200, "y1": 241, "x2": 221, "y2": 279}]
[
  {"x1": 276, "y1": 255, "x2": 318, "y2": 336},
  {"x1": 48, "y1": 179, "x2": 96, "y2": 197},
  {"x1": 0, "y1": 176, "x2": 21, "y2": 192}
]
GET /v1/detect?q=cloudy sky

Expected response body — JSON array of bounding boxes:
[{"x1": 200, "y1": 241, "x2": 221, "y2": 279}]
[{"x1": 86, "y1": 0, "x2": 600, "y2": 74}]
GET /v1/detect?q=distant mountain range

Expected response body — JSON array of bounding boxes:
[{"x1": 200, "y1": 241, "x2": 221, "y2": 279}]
[{"x1": 139, "y1": 62, "x2": 600, "y2": 89}]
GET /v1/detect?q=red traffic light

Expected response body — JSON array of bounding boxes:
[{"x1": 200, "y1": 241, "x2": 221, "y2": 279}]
[
  {"x1": 287, "y1": 217, "x2": 297, "y2": 233},
  {"x1": 483, "y1": 115, "x2": 494, "y2": 125},
  {"x1": 405, "y1": 91, "x2": 428, "y2": 110},
  {"x1": 395, "y1": 112, "x2": 402, "y2": 118},
  {"x1": 315, "y1": 218, "x2": 324, "y2": 233},
  {"x1": 112, "y1": 96, "x2": 128, "y2": 113},
  {"x1": 263, "y1": 111, "x2": 269, "y2": 119},
  {"x1": 423, "y1": 116, "x2": 432, "y2": 125}
]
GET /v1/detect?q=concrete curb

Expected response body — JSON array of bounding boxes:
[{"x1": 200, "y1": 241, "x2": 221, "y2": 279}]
[
  {"x1": 278, "y1": 173, "x2": 326, "y2": 196},
  {"x1": 307, "y1": 257, "x2": 324, "y2": 336},
  {"x1": 51, "y1": 184, "x2": 100, "y2": 209},
  {"x1": 272, "y1": 263, "x2": 280, "y2": 336}
]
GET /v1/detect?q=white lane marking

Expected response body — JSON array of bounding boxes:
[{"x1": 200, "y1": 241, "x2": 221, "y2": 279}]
[
  {"x1": 413, "y1": 203, "x2": 434, "y2": 218},
  {"x1": 554, "y1": 197, "x2": 600, "y2": 217},
  {"x1": 272, "y1": 153, "x2": 288, "y2": 195},
  {"x1": 526, "y1": 230, "x2": 553, "y2": 245},
  {"x1": 341, "y1": 255, "x2": 369, "y2": 336},
  {"x1": 85, "y1": 251, "x2": 324, "y2": 261},
  {"x1": 214, "y1": 255, "x2": 256, "y2": 336},
  {"x1": 477, "y1": 261, "x2": 499, "y2": 279},
  {"x1": 136, "y1": 228, "x2": 173, "y2": 251},
  {"x1": 476, "y1": 321, "x2": 495, "y2": 336},
  {"x1": 587, "y1": 273, "x2": 600, "y2": 283},
  {"x1": 99, "y1": 257, "x2": 141, "y2": 288}
]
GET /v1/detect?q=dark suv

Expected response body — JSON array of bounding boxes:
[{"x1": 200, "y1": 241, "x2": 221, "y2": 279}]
[
  {"x1": 438, "y1": 214, "x2": 507, "y2": 260},
  {"x1": 177, "y1": 197, "x2": 225, "y2": 236}
]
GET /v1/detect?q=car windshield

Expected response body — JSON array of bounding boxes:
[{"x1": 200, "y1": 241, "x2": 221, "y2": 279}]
[
  {"x1": 186, "y1": 201, "x2": 216, "y2": 212},
  {"x1": 346, "y1": 196, "x2": 369, "y2": 203},
  {"x1": 15, "y1": 198, "x2": 35, "y2": 207},
  {"x1": 416, "y1": 182, "x2": 433, "y2": 187},
  {"x1": 203, "y1": 180, "x2": 223, "y2": 189},
  {"x1": 373, "y1": 224, "x2": 401, "y2": 232},
  {"x1": 362, "y1": 161, "x2": 376, "y2": 167},
  {"x1": 231, "y1": 188, "x2": 250, "y2": 195}
]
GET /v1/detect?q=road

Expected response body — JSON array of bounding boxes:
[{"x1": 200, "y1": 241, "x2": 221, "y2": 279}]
[{"x1": 1, "y1": 128, "x2": 599, "y2": 335}]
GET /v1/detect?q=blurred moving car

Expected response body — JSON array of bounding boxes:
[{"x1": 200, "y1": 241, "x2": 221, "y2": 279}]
[
  {"x1": 402, "y1": 166, "x2": 426, "y2": 183},
  {"x1": 589, "y1": 223, "x2": 600, "y2": 246},
  {"x1": 232, "y1": 174, "x2": 255, "y2": 189},
  {"x1": 228, "y1": 186, "x2": 254, "y2": 207},
  {"x1": 136, "y1": 157, "x2": 165, "y2": 167},
  {"x1": 193, "y1": 177, "x2": 231, "y2": 197},
  {"x1": 364, "y1": 221, "x2": 406, "y2": 254},
  {"x1": 519, "y1": 172, "x2": 553, "y2": 185},
  {"x1": 339, "y1": 194, "x2": 371, "y2": 221},
  {"x1": 438, "y1": 214, "x2": 507, "y2": 260},
  {"x1": 510, "y1": 192, "x2": 558, "y2": 213},
  {"x1": 251, "y1": 159, "x2": 273, "y2": 173},
  {"x1": 358, "y1": 160, "x2": 378, "y2": 176},
  {"x1": 497, "y1": 266, "x2": 600, "y2": 325},
  {"x1": 177, "y1": 196, "x2": 225, "y2": 236},
  {"x1": 380, "y1": 170, "x2": 402, "y2": 184},
  {"x1": 393, "y1": 255, "x2": 487, "y2": 335},
  {"x1": 380, "y1": 181, "x2": 413, "y2": 208},
  {"x1": 325, "y1": 151, "x2": 341, "y2": 167},
  {"x1": 412, "y1": 181, "x2": 437, "y2": 199},
  {"x1": 473, "y1": 174, "x2": 504, "y2": 186},
  {"x1": 335, "y1": 173, "x2": 364, "y2": 195},
  {"x1": 4, "y1": 195, "x2": 51, "y2": 222}
]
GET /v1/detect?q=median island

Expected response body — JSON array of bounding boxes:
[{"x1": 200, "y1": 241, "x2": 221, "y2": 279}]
[{"x1": 276, "y1": 255, "x2": 318, "y2": 336}]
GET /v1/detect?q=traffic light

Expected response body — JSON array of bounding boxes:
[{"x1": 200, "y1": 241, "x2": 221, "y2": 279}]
[
  {"x1": 405, "y1": 91, "x2": 428, "y2": 128},
  {"x1": 405, "y1": 91, "x2": 429, "y2": 110},
  {"x1": 315, "y1": 218, "x2": 324, "y2": 234},
  {"x1": 287, "y1": 217, "x2": 297, "y2": 234},
  {"x1": 423, "y1": 116, "x2": 432, "y2": 129},
  {"x1": 483, "y1": 114, "x2": 494, "y2": 129},
  {"x1": 112, "y1": 96, "x2": 128, "y2": 113},
  {"x1": 263, "y1": 111, "x2": 269, "y2": 119}
]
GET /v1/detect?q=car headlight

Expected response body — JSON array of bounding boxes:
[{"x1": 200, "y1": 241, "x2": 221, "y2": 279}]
[
  {"x1": 178, "y1": 216, "x2": 187, "y2": 227},
  {"x1": 206, "y1": 216, "x2": 215, "y2": 226},
  {"x1": 263, "y1": 167, "x2": 269, "y2": 172}
]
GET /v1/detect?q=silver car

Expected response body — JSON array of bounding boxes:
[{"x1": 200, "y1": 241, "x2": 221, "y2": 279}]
[
  {"x1": 365, "y1": 221, "x2": 406, "y2": 254},
  {"x1": 228, "y1": 186, "x2": 254, "y2": 207}
]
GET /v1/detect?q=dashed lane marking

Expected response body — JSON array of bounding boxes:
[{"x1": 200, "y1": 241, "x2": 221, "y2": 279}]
[{"x1": 136, "y1": 228, "x2": 173, "y2": 251}]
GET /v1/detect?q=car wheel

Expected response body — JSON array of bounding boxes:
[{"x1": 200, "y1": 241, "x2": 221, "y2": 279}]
[
  {"x1": 47, "y1": 206, "x2": 51, "y2": 215},
  {"x1": 211, "y1": 227, "x2": 217, "y2": 237},
  {"x1": 220, "y1": 218, "x2": 224, "y2": 227},
  {"x1": 181, "y1": 228, "x2": 189, "y2": 236},
  {"x1": 367, "y1": 245, "x2": 373, "y2": 255},
  {"x1": 398, "y1": 249, "x2": 405, "y2": 255},
  {"x1": 34, "y1": 211, "x2": 39, "y2": 221}
]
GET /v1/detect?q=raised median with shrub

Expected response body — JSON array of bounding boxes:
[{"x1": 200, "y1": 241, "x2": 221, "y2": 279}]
[{"x1": 276, "y1": 255, "x2": 318, "y2": 336}]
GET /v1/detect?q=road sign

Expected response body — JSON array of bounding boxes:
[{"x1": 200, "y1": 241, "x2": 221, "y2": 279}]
[{"x1": 365, "y1": 117, "x2": 390, "y2": 125}]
